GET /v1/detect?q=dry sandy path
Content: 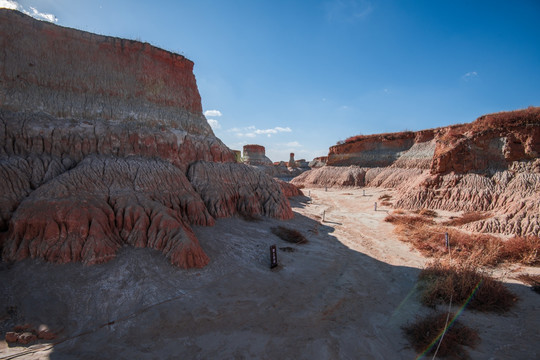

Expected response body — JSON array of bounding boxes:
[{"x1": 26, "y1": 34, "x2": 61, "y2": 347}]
[{"x1": 1, "y1": 187, "x2": 538, "y2": 359}]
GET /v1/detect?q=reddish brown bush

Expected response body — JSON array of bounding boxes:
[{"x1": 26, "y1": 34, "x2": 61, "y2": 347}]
[
  {"x1": 419, "y1": 262, "x2": 518, "y2": 313},
  {"x1": 443, "y1": 212, "x2": 491, "y2": 227},
  {"x1": 414, "y1": 209, "x2": 438, "y2": 218},
  {"x1": 499, "y1": 236, "x2": 540, "y2": 265},
  {"x1": 403, "y1": 312, "x2": 479, "y2": 358},
  {"x1": 386, "y1": 211, "x2": 536, "y2": 267}
]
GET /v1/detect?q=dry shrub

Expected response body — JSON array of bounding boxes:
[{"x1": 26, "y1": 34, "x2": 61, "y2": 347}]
[
  {"x1": 387, "y1": 212, "x2": 536, "y2": 266},
  {"x1": 442, "y1": 229, "x2": 502, "y2": 266},
  {"x1": 403, "y1": 312, "x2": 479, "y2": 358},
  {"x1": 499, "y1": 236, "x2": 540, "y2": 265},
  {"x1": 414, "y1": 209, "x2": 438, "y2": 218},
  {"x1": 385, "y1": 213, "x2": 444, "y2": 257},
  {"x1": 443, "y1": 212, "x2": 491, "y2": 227},
  {"x1": 380, "y1": 201, "x2": 392, "y2": 207},
  {"x1": 378, "y1": 194, "x2": 392, "y2": 201},
  {"x1": 419, "y1": 262, "x2": 517, "y2": 313},
  {"x1": 384, "y1": 213, "x2": 435, "y2": 226},
  {"x1": 271, "y1": 226, "x2": 308, "y2": 244}
]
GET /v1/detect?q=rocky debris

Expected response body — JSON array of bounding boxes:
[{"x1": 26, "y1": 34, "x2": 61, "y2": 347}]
[
  {"x1": 188, "y1": 161, "x2": 294, "y2": 220},
  {"x1": 4, "y1": 324, "x2": 56, "y2": 345},
  {"x1": 242, "y1": 144, "x2": 273, "y2": 166},
  {"x1": 37, "y1": 324, "x2": 56, "y2": 340},
  {"x1": 0, "y1": 10, "x2": 294, "y2": 268}
]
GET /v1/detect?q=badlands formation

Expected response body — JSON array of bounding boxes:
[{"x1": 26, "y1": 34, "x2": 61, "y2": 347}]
[
  {"x1": 0, "y1": 9, "x2": 293, "y2": 268},
  {"x1": 1, "y1": 8, "x2": 539, "y2": 360},
  {"x1": 293, "y1": 107, "x2": 540, "y2": 237}
]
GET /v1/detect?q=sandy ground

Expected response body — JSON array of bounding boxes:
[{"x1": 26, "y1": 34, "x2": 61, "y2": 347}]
[{"x1": 1, "y1": 187, "x2": 539, "y2": 359}]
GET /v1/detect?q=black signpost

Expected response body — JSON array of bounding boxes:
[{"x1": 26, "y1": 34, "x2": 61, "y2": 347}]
[{"x1": 270, "y1": 245, "x2": 278, "y2": 269}]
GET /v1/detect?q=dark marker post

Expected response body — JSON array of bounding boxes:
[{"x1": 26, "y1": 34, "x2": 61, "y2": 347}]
[{"x1": 270, "y1": 245, "x2": 278, "y2": 269}]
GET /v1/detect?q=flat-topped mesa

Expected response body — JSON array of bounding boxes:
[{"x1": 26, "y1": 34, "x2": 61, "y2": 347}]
[
  {"x1": 242, "y1": 144, "x2": 273, "y2": 166},
  {"x1": 0, "y1": 9, "x2": 294, "y2": 268},
  {"x1": 0, "y1": 9, "x2": 209, "y2": 135},
  {"x1": 328, "y1": 107, "x2": 540, "y2": 174}
]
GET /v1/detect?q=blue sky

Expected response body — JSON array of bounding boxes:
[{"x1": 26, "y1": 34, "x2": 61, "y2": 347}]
[{"x1": 2, "y1": 0, "x2": 540, "y2": 162}]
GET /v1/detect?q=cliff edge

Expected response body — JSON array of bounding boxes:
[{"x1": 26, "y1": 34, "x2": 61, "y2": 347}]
[{"x1": 0, "y1": 9, "x2": 294, "y2": 268}]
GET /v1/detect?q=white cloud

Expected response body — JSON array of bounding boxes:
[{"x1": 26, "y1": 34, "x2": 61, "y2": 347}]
[
  {"x1": 253, "y1": 127, "x2": 292, "y2": 135},
  {"x1": 0, "y1": 0, "x2": 17, "y2": 9},
  {"x1": 239, "y1": 133, "x2": 256, "y2": 138},
  {"x1": 230, "y1": 125, "x2": 292, "y2": 138},
  {"x1": 462, "y1": 71, "x2": 478, "y2": 81},
  {"x1": 207, "y1": 119, "x2": 221, "y2": 130},
  {"x1": 204, "y1": 110, "x2": 222, "y2": 117},
  {"x1": 285, "y1": 141, "x2": 301, "y2": 148},
  {"x1": 0, "y1": 0, "x2": 57, "y2": 22}
]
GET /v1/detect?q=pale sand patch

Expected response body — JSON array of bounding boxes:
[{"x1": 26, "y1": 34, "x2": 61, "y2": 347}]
[{"x1": 0, "y1": 187, "x2": 538, "y2": 359}]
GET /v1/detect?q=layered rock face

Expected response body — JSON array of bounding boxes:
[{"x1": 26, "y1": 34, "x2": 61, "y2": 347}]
[
  {"x1": 328, "y1": 108, "x2": 539, "y2": 174},
  {"x1": 242, "y1": 144, "x2": 273, "y2": 166},
  {"x1": 309, "y1": 156, "x2": 328, "y2": 168},
  {"x1": 293, "y1": 108, "x2": 540, "y2": 236},
  {"x1": 0, "y1": 9, "x2": 293, "y2": 267},
  {"x1": 0, "y1": 9, "x2": 209, "y2": 135}
]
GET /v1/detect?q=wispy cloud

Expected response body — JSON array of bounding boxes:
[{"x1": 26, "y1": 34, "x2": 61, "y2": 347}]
[
  {"x1": 0, "y1": 0, "x2": 57, "y2": 22},
  {"x1": 204, "y1": 109, "x2": 222, "y2": 117},
  {"x1": 207, "y1": 119, "x2": 221, "y2": 130},
  {"x1": 229, "y1": 125, "x2": 292, "y2": 138},
  {"x1": 284, "y1": 141, "x2": 302, "y2": 148},
  {"x1": 462, "y1": 71, "x2": 479, "y2": 82},
  {"x1": 326, "y1": 0, "x2": 373, "y2": 23}
]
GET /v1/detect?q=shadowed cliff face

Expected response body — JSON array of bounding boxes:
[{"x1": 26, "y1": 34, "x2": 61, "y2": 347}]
[{"x1": 0, "y1": 9, "x2": 296, "y2": 268}]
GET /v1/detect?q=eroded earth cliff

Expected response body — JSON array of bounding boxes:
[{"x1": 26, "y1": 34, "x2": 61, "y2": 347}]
[
  {"x1": 0, "y1": 9, "x2": 294, "y2": 268},
  {"x1": 293, "y1": 107, "x2": 540, "y2": 236}
]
